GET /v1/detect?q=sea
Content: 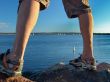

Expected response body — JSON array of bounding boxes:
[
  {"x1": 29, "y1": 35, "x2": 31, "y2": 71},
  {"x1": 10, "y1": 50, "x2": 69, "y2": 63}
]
[{"x1": 0, "y1": 34, "x2": 110, "y2": 72}]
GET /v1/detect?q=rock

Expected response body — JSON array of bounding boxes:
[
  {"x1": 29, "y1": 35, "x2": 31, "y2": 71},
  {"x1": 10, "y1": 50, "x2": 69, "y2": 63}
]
[
  {"x1": 0, "y1": 73, "x2": 33, "y2": 82},
  {"x1": 97, "y1": 62, "x2": 110, "y2": 71},
  {"x1": 0, "y1": 62, "x2": 110, "y2": 82},
  {"x1": 25, "y1": 63, "x2": 110, "y2": 82}
]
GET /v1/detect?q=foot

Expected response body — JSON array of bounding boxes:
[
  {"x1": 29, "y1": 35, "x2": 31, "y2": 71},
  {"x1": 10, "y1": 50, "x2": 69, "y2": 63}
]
[
  {"x1": 69, "y1": 55, "x2": 96, "y2": 70},
  {"x1": 0, "y1": 49, "x2": 24, "y2": 76}
]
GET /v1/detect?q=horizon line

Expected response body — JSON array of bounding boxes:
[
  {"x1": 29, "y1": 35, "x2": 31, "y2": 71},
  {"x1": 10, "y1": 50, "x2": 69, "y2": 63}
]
[{"x1": 0, "y1": 32, "x2": 110, "y2": 35}]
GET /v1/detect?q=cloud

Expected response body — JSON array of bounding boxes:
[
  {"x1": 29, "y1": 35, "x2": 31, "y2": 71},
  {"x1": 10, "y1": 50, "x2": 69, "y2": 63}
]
[
  {"x1": 0, "y1": 22, "x2": 15, "y2": 33},
  {"x1": 0, "y1": 22, "x2": 9, "y2": 28}
]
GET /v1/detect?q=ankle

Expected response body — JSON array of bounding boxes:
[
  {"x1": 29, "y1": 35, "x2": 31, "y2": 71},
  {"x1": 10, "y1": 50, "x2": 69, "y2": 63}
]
[
  {"x1": 7, "y1": 52, "x2": 22, "y2": 62},
  {"x1": 82, "y1": 50, "x2": 93, "y2": 58},
  {"x1": 81, "y1": 53, "x2": 95, "y2": 63}
]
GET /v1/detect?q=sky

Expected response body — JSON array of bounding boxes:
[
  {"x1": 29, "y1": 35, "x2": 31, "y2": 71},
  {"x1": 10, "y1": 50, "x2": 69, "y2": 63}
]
[{"x1": 0, "y1": 0, "x2": 110, "y2": 33}]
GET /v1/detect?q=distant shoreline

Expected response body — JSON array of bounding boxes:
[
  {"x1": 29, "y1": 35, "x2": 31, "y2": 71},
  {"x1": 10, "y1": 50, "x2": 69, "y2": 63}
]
[{"x1": 0, "y1": 32, "x2": 110, "y2": 35}]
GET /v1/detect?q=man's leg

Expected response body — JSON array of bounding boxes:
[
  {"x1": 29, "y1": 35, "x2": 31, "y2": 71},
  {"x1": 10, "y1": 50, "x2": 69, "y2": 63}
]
[
  {"x1": 78, "y1": 12, "x2": 94, "y2": 63},
  {"x1": 4, "y1": 0, "x2": 40, "y2": 68},
  {"x1": 62, "y1": 0, "x2": 96, "y2": 69}
]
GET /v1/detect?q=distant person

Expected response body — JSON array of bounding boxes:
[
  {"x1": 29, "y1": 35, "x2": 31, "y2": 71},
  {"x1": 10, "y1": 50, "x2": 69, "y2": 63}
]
[
  {"x1": 0, "y1": 0, "x2": 96, "y2": 77},
  {"x1": 62, "y1": 0, "x2": 96, "y2": 70}
]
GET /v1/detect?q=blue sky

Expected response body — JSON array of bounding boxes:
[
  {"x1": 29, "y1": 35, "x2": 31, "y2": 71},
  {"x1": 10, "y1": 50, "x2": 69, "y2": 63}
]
[{"x1": 0, "y1": 0, "x2": 110, "y2": 33}]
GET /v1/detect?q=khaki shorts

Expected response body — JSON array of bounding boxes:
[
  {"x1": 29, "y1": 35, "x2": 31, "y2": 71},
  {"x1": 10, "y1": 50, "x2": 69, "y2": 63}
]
[
  {"x1": 18, "y1": 0, "x2": 50, "y2": 12},
  {"x1": 62, "y1": 0, "x2": 91, "y2": 18}
]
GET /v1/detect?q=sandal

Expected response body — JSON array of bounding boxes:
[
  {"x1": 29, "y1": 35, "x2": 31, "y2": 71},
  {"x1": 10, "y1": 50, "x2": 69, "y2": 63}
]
[
  {"x1": 0, "y1": 49, "x2": 24, "y2": 76},
  {"x1": 69, "y1": 55, "x2": 96, "y2": 70}
]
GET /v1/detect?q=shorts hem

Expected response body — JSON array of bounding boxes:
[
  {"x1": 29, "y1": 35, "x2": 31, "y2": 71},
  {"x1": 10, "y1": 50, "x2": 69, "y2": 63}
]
[{"x1": 18, "y1": 0, "x2": 49, "y2": 12}]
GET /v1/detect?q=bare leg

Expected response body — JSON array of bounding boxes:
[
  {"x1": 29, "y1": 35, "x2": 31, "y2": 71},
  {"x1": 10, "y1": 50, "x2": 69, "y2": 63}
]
[
  {"x1": 7, "y1": 0, "x2": 40, "y2": 62},
  {"x1": 78, "y1": 12, "x2": 94, "y2": 62}
]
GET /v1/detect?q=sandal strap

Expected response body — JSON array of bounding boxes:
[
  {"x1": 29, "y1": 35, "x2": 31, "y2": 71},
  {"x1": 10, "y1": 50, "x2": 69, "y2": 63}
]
[
  {"x1": 7, "y1": 59, "x2": 20, "y2": 66},
  {"x1": 72, "y1": 55, "x2": 82, "y2": 62},
  {"x1": 0, "y1": 49, "x2": 10, "y2": 59},
  {"x1": 0, "y1": 53, "x2": 5, "y2": 60},
  {"x1": 0, "y1": 49, "x2": 22, "y2": 68},
  {"x1": 6, "y1": 49, "x2": 11, "y2": 56},
  {"x1": 0, "y1": 49, "x2": 23, "y2": 76}
]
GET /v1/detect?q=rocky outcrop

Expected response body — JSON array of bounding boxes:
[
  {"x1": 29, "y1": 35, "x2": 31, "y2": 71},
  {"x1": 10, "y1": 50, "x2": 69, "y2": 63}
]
[
  {"x1": 97, "y1": 62, "x2": 110, "y2": 71},
  {"x1": 0, "y1": 73, "x2": 33, "y2": 82},
  {"x1": 25, "y1": 62, "x2": 110, "y2": 82},
  {"x1": 0, "y1": 62, "x2": 110, "y2": 82}
]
